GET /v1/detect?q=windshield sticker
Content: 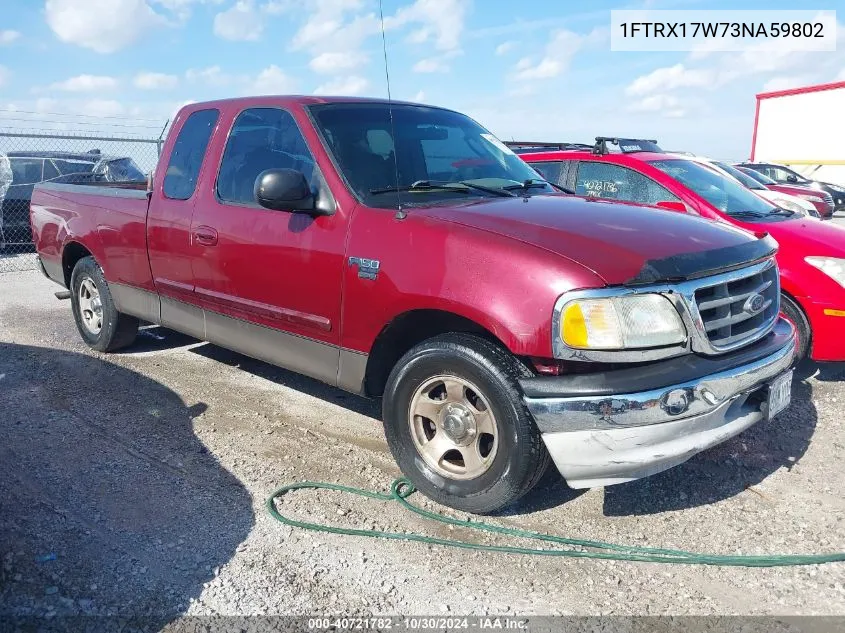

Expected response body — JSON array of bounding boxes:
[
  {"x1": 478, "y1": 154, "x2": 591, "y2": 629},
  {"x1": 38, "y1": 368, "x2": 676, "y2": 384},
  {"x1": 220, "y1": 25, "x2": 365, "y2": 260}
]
[{"x1": 480, "y1": 133, "x2": 516, "y2": 156}]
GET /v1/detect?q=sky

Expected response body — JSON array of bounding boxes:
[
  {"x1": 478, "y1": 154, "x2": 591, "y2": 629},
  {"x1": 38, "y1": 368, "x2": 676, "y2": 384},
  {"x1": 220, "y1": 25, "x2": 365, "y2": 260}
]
[{"x1": 0, "y1": 0, "x2": 843, "y2": 161}]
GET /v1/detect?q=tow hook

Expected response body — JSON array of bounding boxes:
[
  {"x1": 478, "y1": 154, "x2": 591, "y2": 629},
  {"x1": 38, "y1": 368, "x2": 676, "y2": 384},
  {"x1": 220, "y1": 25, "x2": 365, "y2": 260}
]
[{"x1": 55, "y1": 290, "x2": 71, "y2": 300}]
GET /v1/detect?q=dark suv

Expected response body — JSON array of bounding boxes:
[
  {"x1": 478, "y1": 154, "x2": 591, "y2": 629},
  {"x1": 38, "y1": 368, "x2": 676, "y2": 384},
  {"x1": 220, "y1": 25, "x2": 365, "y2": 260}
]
[
  {"x1": 737, "y1": 161, "x2": 845, "y2": 213},
  {"x1": 0, "y1": 150, "x2": 146, "y2": 250}
]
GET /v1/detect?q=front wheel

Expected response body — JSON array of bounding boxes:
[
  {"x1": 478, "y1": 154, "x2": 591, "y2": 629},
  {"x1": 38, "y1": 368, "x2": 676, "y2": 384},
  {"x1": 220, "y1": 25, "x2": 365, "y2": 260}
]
[
  {"x1": 70, "y1": 256, "x2": 138, "y2": 352},
  {"x1": 780, "y1": 293, "x2": 810, "y2": 362},
  {"x1": 382, "y1": 333, "x2": 550, "y2": 514}
]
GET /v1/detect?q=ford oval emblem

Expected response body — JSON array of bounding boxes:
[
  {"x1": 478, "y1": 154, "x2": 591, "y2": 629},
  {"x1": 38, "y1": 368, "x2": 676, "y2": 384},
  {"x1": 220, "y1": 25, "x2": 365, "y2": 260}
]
[{"x1": 743, "y1": 293, "x2": 766, "y2": 315}]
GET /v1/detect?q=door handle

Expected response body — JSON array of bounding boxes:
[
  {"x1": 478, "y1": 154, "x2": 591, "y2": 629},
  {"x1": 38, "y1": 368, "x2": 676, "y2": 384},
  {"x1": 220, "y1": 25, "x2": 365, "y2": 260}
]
[{"x1": 194, "y1": 225, "x2": 218, "y2": 246}]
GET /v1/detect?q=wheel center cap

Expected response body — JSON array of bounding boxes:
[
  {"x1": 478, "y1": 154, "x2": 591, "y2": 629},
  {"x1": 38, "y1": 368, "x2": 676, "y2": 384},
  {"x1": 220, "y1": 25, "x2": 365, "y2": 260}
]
[{"x1": 441, "y1": 404, "x2": 475, "y2": 445}]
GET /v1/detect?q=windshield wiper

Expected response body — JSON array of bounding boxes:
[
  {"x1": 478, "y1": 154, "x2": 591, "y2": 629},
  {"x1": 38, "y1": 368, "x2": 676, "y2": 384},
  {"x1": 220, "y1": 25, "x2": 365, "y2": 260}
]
[
  {"x1": 770, "y1": 207, "x2": 796, "y2": 217},
  {"x1": 728, "y1": 211, "x2": 768, "y2": 219},
  {"x1": 502, "y1": 179, "x2": 574, "y2": 195},
  {"x1": 370, "y1": 180, "x2": 515, "y2": 198}
]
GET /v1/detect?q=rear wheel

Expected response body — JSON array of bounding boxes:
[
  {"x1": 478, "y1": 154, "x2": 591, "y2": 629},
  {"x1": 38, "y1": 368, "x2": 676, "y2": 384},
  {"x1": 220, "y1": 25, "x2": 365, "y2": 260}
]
[
  {"x1": 780, "y1": 293, "x2": 810, "y2": 361},
  {"x1": 382, "y1": 333, "x2": 550, "y2": 514},
  {"x1": 70, "y1": 256, "x2": 138, "y2": 352}
]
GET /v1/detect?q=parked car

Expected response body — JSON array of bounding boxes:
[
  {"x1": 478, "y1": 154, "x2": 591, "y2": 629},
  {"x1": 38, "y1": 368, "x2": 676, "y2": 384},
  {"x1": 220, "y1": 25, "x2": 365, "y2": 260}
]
[
  {"x1": 736, "y1": 161, "x2": 844, "y2": 214},
  {"x1": 672, "y1": 154, "x2": 820, "y2": 218},
  {"x1": 515, "y1": 136, "x2": 845, "y2": 361},
  {"x1": 31, "y1": 98, "x2": 794, "y2": 513},
  {"x1": 0, "y1": 150, "x2": 145, "y2": 250},
  {"x1": 735, "y1": 165, "x2": 835, "y2": 219}
]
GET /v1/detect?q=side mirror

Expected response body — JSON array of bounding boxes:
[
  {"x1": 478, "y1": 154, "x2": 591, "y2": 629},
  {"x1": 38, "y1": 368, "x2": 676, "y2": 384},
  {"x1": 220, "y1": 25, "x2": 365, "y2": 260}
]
[
  {"x1": 786, "y1": 174, "x2": 798, "y2": 183},
  {"x1": 254, "y1": 168, "x2": 315, "y2": 213},
  {"x1": 656, "y1": 200, "x2": 686, "y2": 212}
]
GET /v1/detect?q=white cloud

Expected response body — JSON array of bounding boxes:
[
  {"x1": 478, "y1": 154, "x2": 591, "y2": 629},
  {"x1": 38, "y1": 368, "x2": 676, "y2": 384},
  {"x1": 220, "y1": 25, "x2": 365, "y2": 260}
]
[
  {"x1": 511, "y1": 28, "x2": 604, "y2": 81},
  {"x1": 0, "y1": 66, "x2": 9, "y2": 88},
  {"x1": 314, "y1": 75, "x2": 369, "y2": 96},
  {"x1": 761, "y1": 76, "x2": 806, "y2": 93},
  {"x1": 252, "y1": 65, "x2": 295, "y2": 94},
  {"x1": 627, "y1": 94, "x2": 686, "y2": 118},
  {"x1": 495, "y1": 41, "x2": 515, "y2": 56},
  {"x1": 45, "y1": 0, "x2": 166, "y2": 53},
  {"x1": 837, "y1": 68, "x2": 845, "y2": 81},
  {"x1": 185, "y1": 65, "x2": 233, "y2": 86},
  {"x1": 389, "y1": 0, "x2": 468, "y2": 52},
  {"x1": 412, "y1": 90, "x2": 425, "y2": 102},
  {"x1": 213, "y1": 0, "x2": 262, "y2": 41},
  {"x1": 625, "y1": 63, "x2": 715, "y2": 97},
  {"x1": 0, "y1": 30, "x2": 21, "y2": 45},
  {"x1": 262, "y1": 0, "x2": 293, "y2": 14},
  {"x1": 309, "y1": 51, "x2": 369, "y2": 74},
  {"x1": 34, "y1": 98, "x2": 59, "y2": 113},
  {"x1": 630, "y1": 19, "x2": 845, "y2": 101},
  {"x1": 291, "y1": 0, "x2": 469, "y2": 79},
  {"x1": 50, "y1": 74, "x2": 119, "y2": 92},
  {"x1": 413, "y1": 58, "x2": 447, "y2": 73},
  {"x1": 151, "y1": 0, "x2": 224, "y2": 20},
  {"x1": 134, "y1": 72, "x2": 179, "y2": 90}
]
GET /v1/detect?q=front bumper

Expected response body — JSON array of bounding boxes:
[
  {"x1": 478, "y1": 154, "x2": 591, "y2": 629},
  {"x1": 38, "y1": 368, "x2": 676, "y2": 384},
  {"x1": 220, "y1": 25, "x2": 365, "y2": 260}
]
[{"x1": 522, "y1": 319, "x2": 796, "y2": 489}]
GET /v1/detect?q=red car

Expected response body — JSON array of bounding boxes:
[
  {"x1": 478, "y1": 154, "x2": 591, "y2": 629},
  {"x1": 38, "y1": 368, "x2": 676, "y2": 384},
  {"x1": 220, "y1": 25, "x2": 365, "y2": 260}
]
[
  {"x1": 29, "y1": 100, "x2": 796, "y2": 513},
  {"x1": 735, "y1": 166, "x2": 835, "y2": 219},
  {"x1": 515, "y1": 138, "x2": 845, "y2": 361}
]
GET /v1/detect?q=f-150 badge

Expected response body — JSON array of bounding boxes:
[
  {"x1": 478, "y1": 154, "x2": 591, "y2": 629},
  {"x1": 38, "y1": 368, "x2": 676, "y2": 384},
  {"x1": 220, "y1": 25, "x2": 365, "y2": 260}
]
[{"x1": 349, "y1": 257, "x2": 380, "y2": 280}]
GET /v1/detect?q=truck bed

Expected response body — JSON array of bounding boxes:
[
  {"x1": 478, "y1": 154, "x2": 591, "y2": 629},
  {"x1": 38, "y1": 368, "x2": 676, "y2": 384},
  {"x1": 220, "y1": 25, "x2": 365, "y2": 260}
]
[{"x1": 30, "y1": 181, "x2": 153, "y2": 290}]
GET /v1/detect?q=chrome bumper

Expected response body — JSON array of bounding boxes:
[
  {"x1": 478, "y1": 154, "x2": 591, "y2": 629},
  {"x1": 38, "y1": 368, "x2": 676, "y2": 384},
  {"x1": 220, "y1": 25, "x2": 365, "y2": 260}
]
[{"x1": 525, "y1": 332, "x2": 795, "y2": 489}]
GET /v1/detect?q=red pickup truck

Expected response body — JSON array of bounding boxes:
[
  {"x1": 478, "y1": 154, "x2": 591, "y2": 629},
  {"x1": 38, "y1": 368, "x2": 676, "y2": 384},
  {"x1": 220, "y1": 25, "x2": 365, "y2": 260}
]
[{"x1": 30, "y1": 96, "x2": 795, "y2": 513}]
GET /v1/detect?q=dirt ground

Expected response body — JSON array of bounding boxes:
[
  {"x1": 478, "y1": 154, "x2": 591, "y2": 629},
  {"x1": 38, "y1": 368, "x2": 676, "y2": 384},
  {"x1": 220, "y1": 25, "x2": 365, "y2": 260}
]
[{"x1": 1, "y1": 270, "x2": 844, "y2": 627}]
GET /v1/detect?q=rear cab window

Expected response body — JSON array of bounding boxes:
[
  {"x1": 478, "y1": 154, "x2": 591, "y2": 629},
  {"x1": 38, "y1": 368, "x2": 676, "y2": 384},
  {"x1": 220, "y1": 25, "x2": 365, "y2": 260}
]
[
  {"x1": 9, "y1": 158, "x2": 44, "y2": 185},
  {"x1": 163, "y1": 108, "x2": 220, "y2": 200}
]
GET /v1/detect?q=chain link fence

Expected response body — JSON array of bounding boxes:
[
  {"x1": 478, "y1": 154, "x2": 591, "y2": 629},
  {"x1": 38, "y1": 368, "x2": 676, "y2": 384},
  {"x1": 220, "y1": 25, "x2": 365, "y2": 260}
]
[{"x1": 0, "y1": 130, "x2": 164, "y2": 274}]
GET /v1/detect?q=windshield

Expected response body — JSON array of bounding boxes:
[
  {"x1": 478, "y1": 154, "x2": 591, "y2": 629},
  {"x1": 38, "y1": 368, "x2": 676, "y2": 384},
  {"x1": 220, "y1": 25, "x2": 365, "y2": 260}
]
[
  {"x1": 713, "y1": 161, "x2": 766, "y2": 190},
  {"x1": 649, "y1": 159, "x2": 777, "y2": 217},
  {"x1": 738, "y1": 166, "x2": 777, "y2": 185},
  {"x1": 308, "y1": 102, "x2": 553, "y2": 208}
]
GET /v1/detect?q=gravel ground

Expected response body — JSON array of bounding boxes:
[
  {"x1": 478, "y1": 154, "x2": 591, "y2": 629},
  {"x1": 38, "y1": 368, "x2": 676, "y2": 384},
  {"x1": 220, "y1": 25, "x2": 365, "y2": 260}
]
[{"x1": 1, "y1": 270, "x2": 844, "y2": 626}]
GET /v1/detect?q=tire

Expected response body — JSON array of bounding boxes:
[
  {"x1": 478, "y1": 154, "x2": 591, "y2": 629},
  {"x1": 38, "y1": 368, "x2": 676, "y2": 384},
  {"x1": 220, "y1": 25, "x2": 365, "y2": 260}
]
[
  {"x1": 780, "y1": 293, "x2": 810, "y2": 361},
  {"x1": 70, "y1": 256, "x2": 138, "y2": 352},
  {"x1": 382, "y1": 333, "x2": 550, "y2": 514}
]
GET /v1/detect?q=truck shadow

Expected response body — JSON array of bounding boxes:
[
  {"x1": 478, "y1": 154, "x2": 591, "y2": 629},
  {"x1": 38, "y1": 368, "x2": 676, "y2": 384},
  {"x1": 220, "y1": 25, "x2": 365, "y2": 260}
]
[
  {"x1": 794, "y1": 358, "x2": 845, "y2": 382},
  {"x1": 115, "y1": 326, "x2": 818, "y2": 518},
  {"x1": 125, "y1": 326, "x2": 380, "y2": 419},
  {"x1": 602, "y1": 372, "x2": 817, "y2": 516},
  {"x1": 0, "y1": 343, "x2": 253, "y2": 626}
]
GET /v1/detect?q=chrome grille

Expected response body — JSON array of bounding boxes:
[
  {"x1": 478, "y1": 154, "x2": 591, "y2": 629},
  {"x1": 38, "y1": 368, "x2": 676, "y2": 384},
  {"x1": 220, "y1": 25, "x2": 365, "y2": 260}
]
[{"x1": 693, "y1": 261, "x2": 779, "y2": 351}]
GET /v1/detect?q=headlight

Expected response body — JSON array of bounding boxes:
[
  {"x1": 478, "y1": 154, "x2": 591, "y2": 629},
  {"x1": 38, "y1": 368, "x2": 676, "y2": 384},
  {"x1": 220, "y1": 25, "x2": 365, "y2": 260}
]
[
  {"x1": 797, "y1": 194, "x2": 824, "y2": 203},
  {"x1": 559, "y1": 294, "x2": 686, "y2": 350},
  {"x1": 805, "y1": 257, "x2": 845, "y2": 288}
]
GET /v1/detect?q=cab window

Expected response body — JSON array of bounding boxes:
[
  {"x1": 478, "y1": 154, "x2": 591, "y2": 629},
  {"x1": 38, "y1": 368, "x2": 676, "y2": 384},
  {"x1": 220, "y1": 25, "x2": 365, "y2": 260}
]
[
  {"x1": 163, "y1": 108, "x2": 219, "y2": 200},
  {"x1": 575, "y1": 161, "x2": 680, "y2": 206},
  {"x1": 216, "y1": 107, "x2": 316, "y2": 205},
  {"x1": 530, "y1": 161, "x2": 564, "y2": 185}
]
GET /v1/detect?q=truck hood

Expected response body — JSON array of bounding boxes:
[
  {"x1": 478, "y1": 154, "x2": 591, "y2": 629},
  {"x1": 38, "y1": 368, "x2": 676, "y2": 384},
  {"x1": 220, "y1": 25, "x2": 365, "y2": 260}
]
[{"x1": 418, "y1": 194, "x2": 771, "y2": 286}]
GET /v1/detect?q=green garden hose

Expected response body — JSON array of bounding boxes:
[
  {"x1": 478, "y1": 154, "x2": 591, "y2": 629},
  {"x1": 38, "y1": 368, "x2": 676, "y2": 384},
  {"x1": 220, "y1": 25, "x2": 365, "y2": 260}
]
[{"x1": 266, "y1": 478, "x2": 845, "y2": 567}]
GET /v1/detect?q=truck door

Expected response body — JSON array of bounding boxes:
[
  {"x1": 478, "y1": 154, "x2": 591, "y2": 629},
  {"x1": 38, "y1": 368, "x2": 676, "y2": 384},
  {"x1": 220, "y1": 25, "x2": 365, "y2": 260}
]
[
  {"x1": 147, "y1": 107, "x2": 219, "y2": 336},
  {"x1": 188, "y1": 106, "x2": 348, "y2": 385}
]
